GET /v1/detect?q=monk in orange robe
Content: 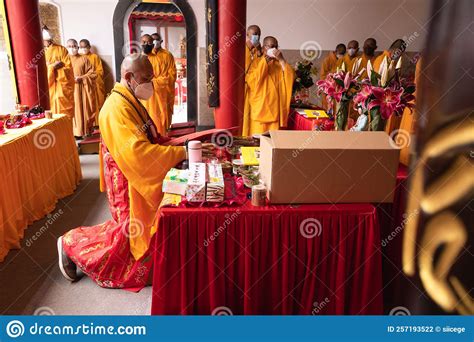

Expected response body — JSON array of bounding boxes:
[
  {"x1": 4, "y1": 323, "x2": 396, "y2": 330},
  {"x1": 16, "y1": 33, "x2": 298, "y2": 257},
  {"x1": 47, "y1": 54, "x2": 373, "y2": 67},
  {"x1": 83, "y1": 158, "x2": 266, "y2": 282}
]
[
  {"x1": 67, "y1": 39, "x2": 97, "y2": 137},
  {"x1": 245, "y1": 36, "x2": 295, "y2": 135},
  {"x1": 319, "y1": 44, "x2": 345, "y2": 112},
  {"x1": 320, "y1": 43, "x2": 346, "y2": 80},
  {"x1": 79, "y1": 39, "x2": 105, "y2": 123},
  {"x1": 243, "y1": 25, "x2": 263, "y2": 136},
  {"x1": 360, "y1": 38, "x2": 378, "y2": 78},
  {"x1": 342, "y1": 40, "x2": 360, "y2": 73},
  {"x1": 141, "y1": 34, "x2": 177, "y2": 135},
  {"x1": 57, "y1": 54, "x2": 186, "y2": 289},
  {"x1": 373, "y1": 39, "x2": 411, "y2": 134},
  {"x1": 43, "y1": 29, "x2": 75, "y2": 118}
]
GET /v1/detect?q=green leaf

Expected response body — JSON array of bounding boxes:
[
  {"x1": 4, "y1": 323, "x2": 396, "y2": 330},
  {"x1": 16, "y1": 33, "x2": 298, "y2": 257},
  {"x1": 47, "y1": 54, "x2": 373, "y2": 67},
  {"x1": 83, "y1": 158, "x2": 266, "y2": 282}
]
[
  {"x1": 334, "y1": 78, "x2": 344, "y2": 88},
  {"x1": 370, "y1": 71, "x2": 380, "y2": 86}
]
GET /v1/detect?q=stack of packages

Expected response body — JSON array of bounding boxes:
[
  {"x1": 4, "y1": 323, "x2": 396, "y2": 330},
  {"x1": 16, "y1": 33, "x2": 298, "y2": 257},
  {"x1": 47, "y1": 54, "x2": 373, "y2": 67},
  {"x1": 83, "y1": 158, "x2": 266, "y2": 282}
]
[{"x1": 162, "y1": 163, "x2": 225, "y2": 204}]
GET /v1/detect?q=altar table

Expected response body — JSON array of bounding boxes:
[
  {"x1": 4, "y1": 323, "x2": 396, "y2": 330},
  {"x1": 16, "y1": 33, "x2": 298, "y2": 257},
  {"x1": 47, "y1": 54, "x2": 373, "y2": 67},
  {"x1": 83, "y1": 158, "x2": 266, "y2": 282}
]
[
  {"x1": 151, "y1": 202, "x2": 383, "y2": 315},
  {"x1": 0, "y1": 114, "x2": 81, "y2": 261}
]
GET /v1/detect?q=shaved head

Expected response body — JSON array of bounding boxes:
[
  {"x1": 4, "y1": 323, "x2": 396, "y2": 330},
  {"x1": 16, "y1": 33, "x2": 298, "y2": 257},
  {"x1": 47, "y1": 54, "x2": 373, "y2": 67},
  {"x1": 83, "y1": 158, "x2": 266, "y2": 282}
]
[
  {"x1": 247, "y1": 25, "x2": 261, "y2": 37},
  {"x1": 347, "y1": 40, "x2": 359, "y2": 49},
  {"x1": 363, "y1": 38, "x2": 377, "y2": 56},
  {"x1": 151, "y1": 33, "x2": 162, "y2": 41},
  {"x1": 80, "y1": 39, "x2": 90, "y2": 48},
  {"x1": 263, "y1": 36, "x2": 278, "y2": 49},
  {"x1": 67, "y1": 38, "x2": 78, "y2": 46},
  {"x1": 335, "y1": 43, "x2": 346, "y2": 56},
  {"x1": 389, "y1": 39, "x2": 407, "y2": 59},
  {"x1": 141, "y1": 34, "x2": 153, "y2": 44}
]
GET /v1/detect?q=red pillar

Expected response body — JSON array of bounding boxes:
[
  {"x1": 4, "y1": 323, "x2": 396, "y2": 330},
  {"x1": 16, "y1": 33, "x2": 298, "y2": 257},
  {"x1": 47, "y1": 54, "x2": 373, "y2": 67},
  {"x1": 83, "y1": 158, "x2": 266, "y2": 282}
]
[
  {"x1": 4, "y1": 0, "x2": 50, "y2": 109},
  {"x1": 214, "y1": 0, "x2": 246, "y2": 130}
]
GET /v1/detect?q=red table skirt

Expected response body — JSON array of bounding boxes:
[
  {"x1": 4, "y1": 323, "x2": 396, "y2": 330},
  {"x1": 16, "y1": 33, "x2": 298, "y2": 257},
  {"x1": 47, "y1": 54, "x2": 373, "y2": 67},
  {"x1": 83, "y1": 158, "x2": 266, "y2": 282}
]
[
  {"x1": 151, "y1": 203, "x2": 383, "y2": 315},
  {"x1": 287, "y1": 109, "x2": 319, "y2": 131}
]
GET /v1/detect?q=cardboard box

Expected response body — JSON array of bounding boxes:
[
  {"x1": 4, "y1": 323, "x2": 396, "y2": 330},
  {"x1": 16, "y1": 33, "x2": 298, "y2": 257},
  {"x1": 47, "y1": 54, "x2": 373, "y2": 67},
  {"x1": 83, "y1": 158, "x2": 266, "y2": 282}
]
[
  {"x1": 259, "y1": 131, "x2": 400, "y2": 204},
  {"x1": 186, "y1": 163, "x2": 206, "y2": 202},
  {"x1": 206, "y1": 163, "x2": 224, "y2": 202}
]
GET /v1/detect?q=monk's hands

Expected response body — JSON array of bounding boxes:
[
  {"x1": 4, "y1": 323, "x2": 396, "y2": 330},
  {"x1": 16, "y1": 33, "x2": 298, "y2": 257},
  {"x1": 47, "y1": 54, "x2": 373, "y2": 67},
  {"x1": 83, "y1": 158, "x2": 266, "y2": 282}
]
[
  {"x1": 52, "y1": 61, "x2": 64, "y2": 69},
  {"x1": 274, "y1": 49, "x2": 285, "y2": 62},
  {"x1": 75, "y1": 76, "x2": 83, "y2": 83}
]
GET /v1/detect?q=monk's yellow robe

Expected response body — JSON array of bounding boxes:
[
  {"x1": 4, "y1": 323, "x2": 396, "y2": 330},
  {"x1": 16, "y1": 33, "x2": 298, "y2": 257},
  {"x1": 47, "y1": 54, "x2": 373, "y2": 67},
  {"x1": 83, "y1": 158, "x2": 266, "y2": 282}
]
[
  {"x1": 70, "y1": 54, "x2": 97, "y2": 137},
  {"x1": 372, "y1": 50, "x2": 391, "y2": 74},
  {"x1": 85, "y1": 52, "x2": 105, "y2": 123},
  {"x1": 359, "y1": 53, "x2": 377, "y2": 78},
  {"x1": 45, "y1": 44, "x2": 75, "y2": 117},
  {"x1": 141, "y1": 49, "x2": 177, "y2": 135},
  {"x1": 399, "y1": 58, "x2": 421, "y2": 166},
  {"x1": 342, "y1": 53, "x2": 360, "y2": 74},
  {"x1": 99, "y1": 82, "x2": 186, "y2": 260},
  {"x1": 242, "y1": 46, "x2": 263, "y2": 136},
  {"x1": 246, "y1": 57, "x2": 295, "y2": 135}
]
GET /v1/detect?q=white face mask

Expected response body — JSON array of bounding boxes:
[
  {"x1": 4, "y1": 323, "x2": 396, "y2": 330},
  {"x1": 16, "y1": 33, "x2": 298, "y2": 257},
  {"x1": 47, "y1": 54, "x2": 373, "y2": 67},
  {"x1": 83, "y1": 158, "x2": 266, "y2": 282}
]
[
  {"x1": 348, "y1": 48, "x2": 357, "y2": 57},
  {"x1": 67, "y1": 47, "x2": 78, "y2": 56},
  {"x1": 266, "y1": 47, "x2": 277, "y2": 58},
  {"x1": 78, "y1": 47, "x2": 89, "y2": 55},
  {"x1": 153, "y1": 39, "x2": 162, "y2": 48},
  {"x1": 131, "y1": 76, "x2": 153, "y2": 100}
]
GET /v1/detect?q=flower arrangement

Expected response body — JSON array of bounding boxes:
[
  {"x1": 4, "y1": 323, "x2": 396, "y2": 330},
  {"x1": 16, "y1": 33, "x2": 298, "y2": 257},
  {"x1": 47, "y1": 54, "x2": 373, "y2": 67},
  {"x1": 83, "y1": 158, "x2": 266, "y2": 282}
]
[
  {"x1": 292, "y1": 60, "x2": 317, "y2": 105},
  {"x1": 353, "y1": 57, "x2": 416, "y2": 131},
  {"x1": 316, "y1": 60, "x2": 363, "y2": 130}
]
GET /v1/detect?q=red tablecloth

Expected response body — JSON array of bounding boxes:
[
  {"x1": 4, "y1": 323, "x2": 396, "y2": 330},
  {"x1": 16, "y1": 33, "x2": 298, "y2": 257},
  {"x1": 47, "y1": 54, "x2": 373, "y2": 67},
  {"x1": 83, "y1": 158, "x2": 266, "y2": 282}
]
[
  {"x1": 287, "y1": 109, "x2": 320, "y2": 131},
  {"x1": 151, "y1": 202, "x2": 383, "y2": 315}
]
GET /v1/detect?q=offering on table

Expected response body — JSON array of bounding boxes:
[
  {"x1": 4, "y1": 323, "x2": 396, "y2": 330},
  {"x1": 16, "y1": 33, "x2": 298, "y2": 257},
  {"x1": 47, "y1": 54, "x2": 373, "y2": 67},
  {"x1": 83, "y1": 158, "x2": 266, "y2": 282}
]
[
  {"x1": 206, "y1": 163, "x2": 224, "y2": 202},
  {"x1": 27, "y1": 105, "x2": 45, "y2": 119},
  {"x1": 241, "y1": 146, "x2": 260, "y2": 166},
  {"x1": 45, "y1": 110, "x2": 53, "y2": 119},
  {"x1": 186, "y1": 163, "x2": 206, "y2": 202},
  {"x1": 241, "y1": 166, "x2": 260, "y2": 188},
  {"x1": 251, "y1": 184, "x2": 267, "y2": 206},
  {"x1": 162, "y1": 168, "x2": 189, "y2": 196},
  {"x1": 232, "y1": 159, "x2": 243, "y2": 175},
  {"x1": 188, "y1": 140, "x2": 202, "y2": 164},
  {"x1": 220, "y1": 160, "x2": 232, "y2": 174}
]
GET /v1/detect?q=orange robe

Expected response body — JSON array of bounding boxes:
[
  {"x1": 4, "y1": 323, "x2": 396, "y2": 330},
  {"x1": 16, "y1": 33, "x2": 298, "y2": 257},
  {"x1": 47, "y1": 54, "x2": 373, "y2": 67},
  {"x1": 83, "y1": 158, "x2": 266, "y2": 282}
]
[
  {"x1": 243, "y1": 46, "x2": 263, "y2": 136},
  {"x1": 85, "y1": 52, "x2": 105, "y2": 122},
  {"x1": 359, "y1": 53, "x2": 377, "y2": 78},
  {"x1": 373, "y1": 50, "x2": 391, "y2": 74},
  {"x1": 246, "y1": 57, "x2": 295, "y2": 135},
  {"x1": 141, "y1": 49, "x2": 177, "y2": 135},
  {"x1": 45, "y1": 44, "x2": 75, "y2": 117},
  {"x1": 320, "y1": 51, "x2": 338, "y2": 80},
  {"x1": 100, "y1": 82, "x2": 186, "y2": 259},
  {"x1": 70, "y1": 54, "x2": 97, "y2": 136},
  {"x1": 342, "y1": 53, "x2": 360, "y2": 73}
]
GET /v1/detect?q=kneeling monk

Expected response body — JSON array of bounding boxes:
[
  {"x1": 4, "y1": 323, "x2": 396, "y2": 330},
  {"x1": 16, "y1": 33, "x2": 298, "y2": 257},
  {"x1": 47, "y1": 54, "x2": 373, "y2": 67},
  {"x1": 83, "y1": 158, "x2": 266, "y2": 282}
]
[{"x1": 57, "y1": 54, "x2": 186, "y2": 290}]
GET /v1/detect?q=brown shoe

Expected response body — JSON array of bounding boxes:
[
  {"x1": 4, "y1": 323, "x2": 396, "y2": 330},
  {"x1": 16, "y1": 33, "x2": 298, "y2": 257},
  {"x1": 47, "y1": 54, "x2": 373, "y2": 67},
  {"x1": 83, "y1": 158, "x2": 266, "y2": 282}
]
[{"x1": 57, "y1": 236, "x2": 78, "y2": 282}]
